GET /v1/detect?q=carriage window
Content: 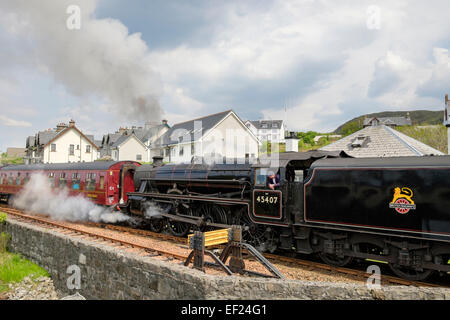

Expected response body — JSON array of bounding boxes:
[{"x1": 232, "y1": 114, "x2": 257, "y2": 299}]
[
  {"x1": 59, "y1": 172, "x2": 67, "y2": 188},
  {"x1": 24, "y1": 173, "x2": 30, "y2": 184},
  {"x1": 99, "y1": 176, "x2": 105, "y2": 189},
  {"x1": 16, "y1": 173, "x2": 21, "y2": 185},
  {"x1": 86, "y1": 173, "x2": 96, "y2": 191},
  {"x1": 49, "y1": 172, "x2": 55, "y2": 187},
  {"x1": 8, "y1": 174, "x2": 13, "y2": 185},
  {"x1": 72, "y1": 173, "x2": 81, "y2": 190},
  {"x1": 294, "y1": 170, "x2": 304, "y2": 182},
  {"x1": 0, "y1": 174, "x2": 4, "y2": 185}
]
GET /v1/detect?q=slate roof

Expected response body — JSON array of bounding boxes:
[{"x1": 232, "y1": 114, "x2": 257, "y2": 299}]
[
  {"x1": 249, "y1": 120, "x2": 283, "y2": 129},
  {"x1": 36, "y1": 130, "x2": 58, "y2": 146},
  {"x1": 320, "y1": 125, "x2": 444, "y2": 157},
  {"x1": 363, "y1": 116, "x2": 412, "y2": 127},
  {"x1": 153, "y1": 110, "x2": 234, "y2": 146}
]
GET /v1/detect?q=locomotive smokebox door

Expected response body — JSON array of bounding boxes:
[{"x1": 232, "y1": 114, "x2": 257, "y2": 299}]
[{"x1": 252, "y1": 189, "x2": 282, "y2": 219}]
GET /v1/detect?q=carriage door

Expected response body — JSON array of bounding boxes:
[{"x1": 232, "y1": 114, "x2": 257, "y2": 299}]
[{"x1": 119, "y1": 164, "x2": 137, "y2": 204}]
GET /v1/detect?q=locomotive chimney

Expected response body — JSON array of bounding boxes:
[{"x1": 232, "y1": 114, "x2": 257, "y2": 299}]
[{"x1": 152, "y1": 156, "x2": 163, "y2": 167}]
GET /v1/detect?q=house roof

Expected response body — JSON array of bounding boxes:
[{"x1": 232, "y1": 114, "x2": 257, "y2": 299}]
[
  {"x1": 111, "y1": 133, "x2": 147, "y2": 149},
  {"x1": 363, "y1": 116, "x2": 412, "y2": 126},
  {"x1": 37, "y1": 130, "x2": 58, "y2": 146},
  {"x1": 153, "y1": 110, "x2": 234, "y2": 146},
  {"x1": 43, "y1": 126, "x2": 99, "y2": 150},
  {"x1": 131, "y1": 124, "x2": 169, "y2": 144},
  {"x1": 249, "y1": 120, "x2": 283, "y2": 130},
  {"x1": 320, "y1": 125, "x2": 444, "y2": 157}
]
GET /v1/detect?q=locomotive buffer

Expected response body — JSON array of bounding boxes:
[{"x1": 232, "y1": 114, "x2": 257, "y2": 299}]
[{"x1": 185, "y1": 225, "x2": 284, "y2": 279}]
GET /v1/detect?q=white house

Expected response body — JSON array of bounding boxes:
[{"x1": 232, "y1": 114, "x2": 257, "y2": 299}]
[
  {"x1": 38, "y1": 120, "x2": 99, "y2": 163},
  {"x1": 100, "y1": 120, "x2": 169, "y2": 161},
  {"x1": 110, "y1": 133, "x2": 149, "y2": 162},
  {"x1": 152, "y1": 110, "x2": 260, "y2": 164},
  {"x1": 244, "y1": 120, "x2": 285, "y2": 143}
]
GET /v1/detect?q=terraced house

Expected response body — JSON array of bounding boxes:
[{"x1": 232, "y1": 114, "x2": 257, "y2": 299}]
[{"x1": 24, "y1": 120, "x2": 100, "y2": 164}]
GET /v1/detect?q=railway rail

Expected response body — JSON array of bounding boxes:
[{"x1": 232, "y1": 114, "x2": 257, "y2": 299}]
[{"x1": 0, "y1": 204, "x2": 446, "y2": 287}]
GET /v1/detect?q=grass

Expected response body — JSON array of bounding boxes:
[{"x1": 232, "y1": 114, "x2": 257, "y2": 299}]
[
  {"x1": 0, "y1": 233, "x2": 49, "y2": 293},
  {"x1": 395, "y1": 125, "x2": 447, "y2": 154},
  {"x1": 0, "y1": 212, "x2": 7, "y2": 224}
]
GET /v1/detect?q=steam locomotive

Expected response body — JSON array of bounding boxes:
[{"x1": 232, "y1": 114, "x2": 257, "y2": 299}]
[{"x1": 126, "y1": 151, "x2": 450, "y2": 281}]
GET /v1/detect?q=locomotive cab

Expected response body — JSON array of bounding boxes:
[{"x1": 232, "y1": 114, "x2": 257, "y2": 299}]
[{"x1": 250, "y1": 151, "x2": 352, "y2": 226}]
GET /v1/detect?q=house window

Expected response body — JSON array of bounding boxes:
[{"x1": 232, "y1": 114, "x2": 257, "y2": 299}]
[
  {"x1": 136, "y1": 154, "x2": 142, "y2": 161},
  {"x1": 191, "y1": 143, "x2": 195, "y2": 156},
  {"x1": 86, "y1": 145, "x2": 91, "y2": 153},
  {"x1": 179, "y1": 146, "x2": 184, "y2": 156},
  {"x1": 69, "y1": 145, "x2": 74, "y2": 155},
  {"x1": 76, "y1": 145, "x2": 80, "y2": 150},
  {"x1": 51, "y1": 144, "x2": 56, "y2": 152},
  {"x1": 165, "y1": 148, "x2": 169, "y2": 157}
]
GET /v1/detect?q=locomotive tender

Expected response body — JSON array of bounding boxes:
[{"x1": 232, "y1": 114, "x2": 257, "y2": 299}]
[{"x1": 127, "y1": 151, "x2": 450, "y2": 280}]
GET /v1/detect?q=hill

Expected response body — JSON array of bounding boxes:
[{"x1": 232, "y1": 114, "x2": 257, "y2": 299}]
[{"x1": 334, "y1": 110, "x2": 444, "y2": 136}]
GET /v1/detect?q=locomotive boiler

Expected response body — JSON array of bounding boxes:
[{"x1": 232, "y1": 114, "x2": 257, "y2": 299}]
[{"x1": 126, "y1": 152, "x2": 450, "y2": 280}]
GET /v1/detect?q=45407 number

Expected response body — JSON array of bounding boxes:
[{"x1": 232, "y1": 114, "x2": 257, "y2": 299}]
[{"x1": 256, "y1": 195, "x2": 278, "y2": 204}]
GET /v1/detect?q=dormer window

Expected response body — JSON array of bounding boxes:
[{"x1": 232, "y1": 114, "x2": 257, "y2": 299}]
[{"x1": 351, "y1": 135, "x2": 367, "y2": 148}]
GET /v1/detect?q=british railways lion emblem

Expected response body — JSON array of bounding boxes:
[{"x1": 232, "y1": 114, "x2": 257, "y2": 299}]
[{"x1": 389, "y1": 187, "x2": 416, "y2": 214}]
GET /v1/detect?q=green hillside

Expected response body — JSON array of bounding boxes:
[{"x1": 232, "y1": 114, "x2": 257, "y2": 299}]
[
  {"x1": 395, "y1": 125, "x2": 447, "y2": 154},
  {"x1": 334, "y1": 110, "x2": 444, "y2": 136}
]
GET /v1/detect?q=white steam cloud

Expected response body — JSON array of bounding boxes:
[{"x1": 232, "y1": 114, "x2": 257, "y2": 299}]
[
  {"x1": 13, "y1": 173, "x2": 130, "y2": 223},
  {"x1": 0, "y1": 0, "x2": 162, "y2": 121}
]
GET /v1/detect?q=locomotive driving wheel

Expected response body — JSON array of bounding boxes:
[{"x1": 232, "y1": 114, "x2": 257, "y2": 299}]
[
  {"x1": 148, "y1": 202, "x2": 169, "y2": 233},
  {"x1": 197, "y1": 204, "x2": 228, "y2": 231},
  {"x1": 166, "y1": 189, "x2": 192, "y2": 237},
  {"x1": 233, "y1": 207, "x2": 266, "y2": 250}
]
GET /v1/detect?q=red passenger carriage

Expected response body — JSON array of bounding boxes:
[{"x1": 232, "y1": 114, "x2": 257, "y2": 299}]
[{"x1": 0, "y1": 161, "x2": 140, "y2": 206}]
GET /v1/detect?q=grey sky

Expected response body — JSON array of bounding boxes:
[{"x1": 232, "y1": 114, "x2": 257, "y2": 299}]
[{"x1": 0, "y1": 0, "x2": 449, "y2": 152}]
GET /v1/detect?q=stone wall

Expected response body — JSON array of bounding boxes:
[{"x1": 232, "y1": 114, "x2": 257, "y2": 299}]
[{"x1": 2, "y1": 218, "x2": 450, "y2": 300}]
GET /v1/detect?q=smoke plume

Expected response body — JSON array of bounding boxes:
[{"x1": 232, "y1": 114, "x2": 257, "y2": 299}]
[
  {"x1": 0, "y1": 0, "x2": 162, "y2": 121},
  {"x1": 13, "y1": 173, "x2": 130, "y2": 223}
]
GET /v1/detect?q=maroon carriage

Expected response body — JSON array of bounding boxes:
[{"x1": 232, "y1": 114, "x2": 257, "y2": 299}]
[{"x1": 0, "y1": 161, "x2": 140, "y2": 206}]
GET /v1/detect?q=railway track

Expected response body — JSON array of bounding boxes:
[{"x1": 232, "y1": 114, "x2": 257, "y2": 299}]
[
  {"x1": 0, "y1": 205, "x2": 187, "y2": 261},
  {"x1": 0, "y1": 204, "x2": 446, "y2": 287}
]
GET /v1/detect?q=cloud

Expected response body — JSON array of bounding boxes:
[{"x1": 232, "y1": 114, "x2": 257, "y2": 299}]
[
  {"x1": 417, "y1": 48, "x2": 450, "y2": 99},
  {"x1": 0, "y1": 115, "x2": 32, "y2": 127}
]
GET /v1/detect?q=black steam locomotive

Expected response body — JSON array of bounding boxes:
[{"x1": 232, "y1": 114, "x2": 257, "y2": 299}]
[{"x1": 126, "y1": 151, "x2": 450, "y2": 280}]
